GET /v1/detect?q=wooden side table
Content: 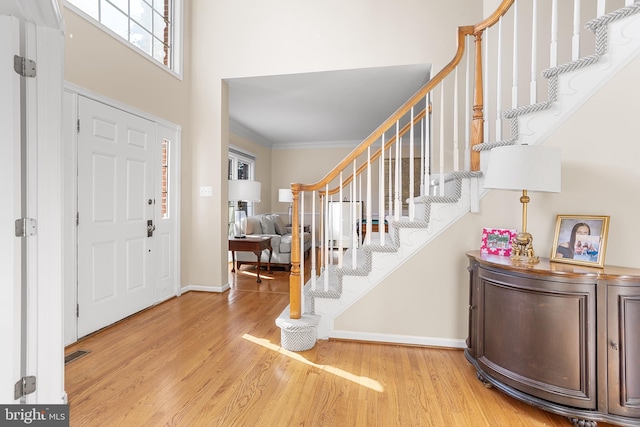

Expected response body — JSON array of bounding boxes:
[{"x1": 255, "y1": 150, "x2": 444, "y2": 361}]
[{"x1": 229, "y1": 236, "x2": 272, "y2": 283}]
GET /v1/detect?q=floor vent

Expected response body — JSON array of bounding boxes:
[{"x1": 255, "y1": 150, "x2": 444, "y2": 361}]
[{"x1": 65, "y1": 350, "x2": 91, "y2": 365}]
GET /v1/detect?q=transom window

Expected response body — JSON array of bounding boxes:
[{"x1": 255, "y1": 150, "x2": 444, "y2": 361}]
[{"x1": 66, "y1": 0, "x2": 179, "y2": 73}]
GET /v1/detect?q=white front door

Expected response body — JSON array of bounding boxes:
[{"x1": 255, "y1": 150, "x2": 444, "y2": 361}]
[
  {"x1": 77, "y1": 96, "x2": 157, "y2": 337},
  {"x1": 0, "y1": 15, "x2": 22, "y2": 403}
]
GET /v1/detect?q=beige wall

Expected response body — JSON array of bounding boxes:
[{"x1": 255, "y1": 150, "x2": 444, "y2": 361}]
[
  {"x1": 336, "y1": 53, "x2": 640, "y2": 339},
  {"x1": 191, "y1": 0, "x2": 483, "y2": 289},
  {"x1": 62, "y1": 4, "x2": 194, "y2": 285}
]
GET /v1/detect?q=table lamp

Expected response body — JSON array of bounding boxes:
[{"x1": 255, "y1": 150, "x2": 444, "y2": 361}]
[
  {"x1": 483, "y1": 144, "x2": 561, "y2": 263},
  {"x1": 228, "y1": 179, "x2": 261, "y2": 237},
  {"x1": 278, "y1": 188, "x2": 293, "y2": 225}
]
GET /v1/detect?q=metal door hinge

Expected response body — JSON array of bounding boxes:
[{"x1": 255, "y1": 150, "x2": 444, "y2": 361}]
[
  {"x1": 14, "y1": 55, "x2": 36, "y2": 78},
  {"x1": 77, "y1": 119, "x2": 80, "y2": 133},
  {"x1": 14, "y1": 376, "x2": 36, "y2": 399},
  {"x1": 76, "y1": 304, "x2": 79, "y2": 318},
  {"x1": 76, "y1": 212, "x2": 79, "y2": 226},
  {"x1": 15, "y1": 218, "x2": 37, "y2": 237}
]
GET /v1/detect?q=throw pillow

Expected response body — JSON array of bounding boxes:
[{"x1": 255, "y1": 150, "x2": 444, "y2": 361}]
[
  {"x1": 260, "y1": 215, "x2": 276, "y2": 235},
  {"x1": 272, "y1": 214, "x2": 287, "y2": 235}
]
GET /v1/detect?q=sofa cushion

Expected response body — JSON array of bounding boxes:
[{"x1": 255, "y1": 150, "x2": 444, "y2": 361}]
[
  {"x1": 260, "y1": 215, "x2": 276, "y2": 235},
  {"x1": 273, "y1": 214, "x2": 287, "y2": 235},
  {"x1": 245, "y1": 216, "x2": 261, "y2": 235}
]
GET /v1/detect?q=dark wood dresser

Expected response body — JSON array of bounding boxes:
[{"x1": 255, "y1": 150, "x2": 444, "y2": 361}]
[{"x1": 465, "y1": 251, "x2": 640, "y2": 427}]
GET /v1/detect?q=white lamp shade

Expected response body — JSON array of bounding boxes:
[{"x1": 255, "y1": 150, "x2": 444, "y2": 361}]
[
  {"x1": 483, "y1": 145, "x2": 561, "y2": 193},
  {"x1": 228, "y1": 180, "x2": 261, "y2": 202},
  {"x1": 278, "y1": 188, "x2": 293, "y2": 203}
]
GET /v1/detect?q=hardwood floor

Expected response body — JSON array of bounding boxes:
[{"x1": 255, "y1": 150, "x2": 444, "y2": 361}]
[{"x1": 65, "y1": 263, "x2": 614, "y2": 427}]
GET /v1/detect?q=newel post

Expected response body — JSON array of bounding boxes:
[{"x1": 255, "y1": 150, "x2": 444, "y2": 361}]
[
  {"x1": 289, "y1": 185, "x2": 301, "y2": 319},
  {"x1": 471, "y1": 30, "x2": 485, "y2": 172}
]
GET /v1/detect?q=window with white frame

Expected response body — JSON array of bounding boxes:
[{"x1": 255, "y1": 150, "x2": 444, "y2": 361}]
[
  {"x1": 228, "y1": 148, "x2": 257, "y2": 217},
  {"x1": 65, "y1": 0, "x2": 181, "y2": 74}
]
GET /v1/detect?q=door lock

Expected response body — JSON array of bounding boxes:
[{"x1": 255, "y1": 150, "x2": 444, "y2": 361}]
[{"x1": 147, "y1": 220, "x2": 156, "y2": 237}]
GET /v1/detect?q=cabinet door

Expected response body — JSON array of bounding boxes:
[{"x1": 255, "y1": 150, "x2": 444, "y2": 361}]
[
  {"x1": 477, "y1": 268, "x2": 597, "y2": 409},
  {"x1": 608, "y1": 285, "x2": 640, "y2": 417}
]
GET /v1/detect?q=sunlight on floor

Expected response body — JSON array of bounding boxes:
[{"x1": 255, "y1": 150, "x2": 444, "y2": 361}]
[
  {"x1": 242, "y1": 333, "x2": 384, "y2": 392},
  {"x1": 240, "y1": 271, "x2": 274, "y2": 280}
]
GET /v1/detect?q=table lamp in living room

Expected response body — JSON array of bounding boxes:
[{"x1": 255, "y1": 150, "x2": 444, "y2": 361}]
[
  {"x1": 483, "y1": 144, "x2": 561, "y2": 264},
  {"x1": 278, "y1": 188, "x2": 293, "y2": 226},
  {"x1": 228, "y1": 179, "x2": 261, "y2": 238}
]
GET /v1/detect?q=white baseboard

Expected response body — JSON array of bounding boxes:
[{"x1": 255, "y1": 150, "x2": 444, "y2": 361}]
[
  {"x1": 328, "y1": 329, "x2": 466, "y2": 349},
  {"x1": 182, "y1": 283, "x2": 230, "y2": 293}
]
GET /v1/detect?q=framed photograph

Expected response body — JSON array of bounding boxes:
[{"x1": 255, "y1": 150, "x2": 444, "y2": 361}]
[
  {"x1": 550, "y1": 215, "x2": 610, "y2": 267},
  {"x1": 481, "y1": 228, "x2": 517, "y2": 256}
]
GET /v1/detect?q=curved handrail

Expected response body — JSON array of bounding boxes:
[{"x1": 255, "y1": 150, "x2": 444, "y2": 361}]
[{"x1": 290, "y1": 24, "x2": 474, "y2": 194}]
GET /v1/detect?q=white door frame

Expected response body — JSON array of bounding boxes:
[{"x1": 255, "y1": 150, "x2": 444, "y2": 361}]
[
  {"x1": 0, "y1": 14, "x2": 23, "y2": 405},
  {"x1": 0, "y1": 0, "x2": 66, "y2": 404},
  {"x1": 62, "y1": 83, "x2": 181, "y2": 344}
]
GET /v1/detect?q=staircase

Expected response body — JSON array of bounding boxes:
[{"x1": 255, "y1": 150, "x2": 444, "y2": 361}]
[{"x1": 277, "y1": 0, "x2": 640, "y2": 352}]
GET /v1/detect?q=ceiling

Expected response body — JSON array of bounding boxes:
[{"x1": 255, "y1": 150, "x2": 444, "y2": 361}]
[{"x1": 226, "y1": 64, "x2": 432, "y2": 149}]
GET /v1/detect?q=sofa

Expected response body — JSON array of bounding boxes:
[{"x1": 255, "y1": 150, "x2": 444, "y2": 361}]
[{"x1": 234, "y1": 213, "x2": 312, "y2": 271}]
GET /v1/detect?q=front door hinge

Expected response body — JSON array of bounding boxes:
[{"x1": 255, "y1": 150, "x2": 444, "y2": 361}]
[
  {"x1": 76, "y1": 304, "x2": 79, "y2": 318},
  {"x1": 76, "y1": 212, "x2": 79, "y2": 226},
  {"x1": 14, "y1": 376, "x2": 36, "y2": 399},
  {"x1": 15, "y1": 218, "x2": 37, "y2": 237},
  {"x1": 13, "y1": 55, "x2": 36, "y2": 78},
  {"x1": 77, "y1": 119, "x2": 80, "y2": 133}
]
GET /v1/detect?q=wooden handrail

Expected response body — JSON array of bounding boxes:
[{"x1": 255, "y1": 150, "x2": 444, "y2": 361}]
[{"x1": 290, "y1": 24, "x2": 475, "y2": 195}]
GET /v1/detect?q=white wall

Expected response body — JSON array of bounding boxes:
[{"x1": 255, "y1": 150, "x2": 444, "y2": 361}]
[{"x1": 335, "y1": 53, "x2": 640, "y2": 340}]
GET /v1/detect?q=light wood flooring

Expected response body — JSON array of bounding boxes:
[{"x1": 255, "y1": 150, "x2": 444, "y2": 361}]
[{"x1": 64, "y1": 263, "x2": 615, "y2": 426}]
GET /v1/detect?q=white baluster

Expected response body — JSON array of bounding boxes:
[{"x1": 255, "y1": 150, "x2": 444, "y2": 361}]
[
  {"x1": 394, "y1": 121, "x2": 400, "y2": 220},
  {"x1": 324, "y1": 189, "x2": 329, "y2": 292},
  {"x1": 420, "y1": 116, "x2": 425, "y2": 197},
  {"x1": 483, "y1": 28, "x2": 491, "y2": 143},
  {"x1": 352, "y1": 161, "x2": 357, "y2": 269},
  {"x1": 439, "y1": 84, "x2": 445, "y2": 197},
  {"x1": 311, "y1": 190, "x2": 316, "y2": 291},
  {"x1": 464, "y1": 45, "x2": 471, "y2": 171},
  {"x1": 379, "y1": 134, "x2": 385, "y2": 246},
  {"x1": 530, "y1": 0, "x2": 538, "y2": 104},
  {"x1": 388, "y1": 147, "x2": 392, "y2": 220},
  {"x1": 425, "y1": 93, "x2": 431, "y2": 190},
  {"x1": 597, "y1": 0, "x2": 606, "y2": 17},
  {"x1": 572, "y1": 0, "x2": 581, "y2": 61},
  {"x1": 512, "y1": 2, "x2": 519, "y2": 108},
  {"x1": 550, "y1": 0, "x2": 559, "y2": 68},
  {"x1": 338, "y1": 174, "x2": 343, "y2": 268},
  {"x1": 366, "y1": 146, "x2": 372, "y2": 245},
  {"x1": 299, "y1": 190, "x2": 305, "y2": 314},
  {"x1": 496, "y1": 18, "x2": 504, "y2": 141},
  {"x1": 409, "y1": 107, "x2": 415, "y2": 221},
  {"x1": 453, "y1": 69, "x2": 460, "y2": 171}
]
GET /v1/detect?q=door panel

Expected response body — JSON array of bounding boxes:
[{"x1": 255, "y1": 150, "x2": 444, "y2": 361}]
[{"x1": 77, "y1": 96, "x2": 156, "y2": 337}]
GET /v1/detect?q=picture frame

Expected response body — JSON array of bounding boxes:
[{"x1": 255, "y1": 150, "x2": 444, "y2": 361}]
[
  {"x1": 550, "y1": 215, "x2": 610, "y2": 268},
  {"x1": 481, "y1": 228, "x2": 517, "y2": 256}
]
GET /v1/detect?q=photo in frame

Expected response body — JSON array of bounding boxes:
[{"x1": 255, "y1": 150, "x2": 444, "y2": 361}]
[
  {"x1": 550, "y1": 215, "x2": 610, "y2": 267},
  {"x1": 481, "y1": 228, "x2": 517, "y2": 256}
]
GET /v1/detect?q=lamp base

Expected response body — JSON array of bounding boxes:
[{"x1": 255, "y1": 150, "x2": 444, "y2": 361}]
[{"x1": 510, "y1": 232, "x2": 540, "y2": 264}]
